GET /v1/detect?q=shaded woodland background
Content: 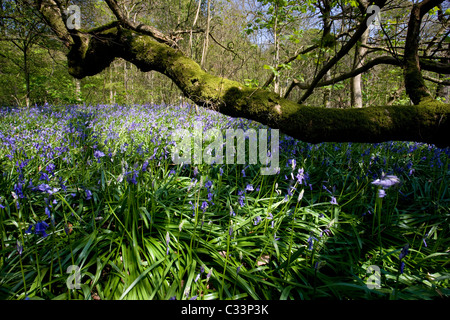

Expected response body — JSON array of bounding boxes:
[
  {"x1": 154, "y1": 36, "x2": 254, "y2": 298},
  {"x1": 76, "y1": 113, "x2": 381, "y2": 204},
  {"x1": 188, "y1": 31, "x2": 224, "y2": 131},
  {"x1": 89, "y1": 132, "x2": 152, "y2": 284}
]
[{"x1": 0, "y1": 0, "x2": 448, "y2": 108}]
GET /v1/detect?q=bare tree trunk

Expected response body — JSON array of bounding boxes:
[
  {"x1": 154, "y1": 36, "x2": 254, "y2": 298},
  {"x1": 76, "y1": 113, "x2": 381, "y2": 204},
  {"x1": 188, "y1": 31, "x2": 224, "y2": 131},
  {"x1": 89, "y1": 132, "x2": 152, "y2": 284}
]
[
  {"x1": 273, "y1": 4, "x2": 280, "y2": 94},
  {"x1": 351, "y1": 28, "x2": 369, "y2": 108},
  {"x1": 189, "y1": 0, "x2": 202, "y2": 59},
  {"x1": 24, "y1": 48, "x2": 30, "y2": 107},
  {"x1": 200, "y1": 0, "x2": 211, "y2": 69}
]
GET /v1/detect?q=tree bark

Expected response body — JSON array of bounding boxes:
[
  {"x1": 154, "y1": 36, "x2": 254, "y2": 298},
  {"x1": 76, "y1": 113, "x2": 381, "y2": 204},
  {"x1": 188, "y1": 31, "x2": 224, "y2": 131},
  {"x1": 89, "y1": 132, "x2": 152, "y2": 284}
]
[
  {"x1": 37, "y1": 0, "x2": 450, "y2": 148},
  {"x1": 351, "y1": 28, "x2": 369, "y2": 108},
  {"x1": 403, "y1": 0, "x2": 444, "y2": 105}
]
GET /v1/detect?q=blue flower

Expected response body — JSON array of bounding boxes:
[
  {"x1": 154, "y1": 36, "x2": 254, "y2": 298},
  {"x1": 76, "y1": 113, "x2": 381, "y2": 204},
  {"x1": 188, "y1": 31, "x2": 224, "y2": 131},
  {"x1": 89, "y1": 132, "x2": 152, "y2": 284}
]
[
  {"x1": 94, "y1": 150, "x2": 105, "y2": 162},
  {"x1": 330, "y1": 197, "x2": 338, "y2": 205},
  {"x1": 400, "y1": 261, "x2": 405, "y2": 274},
  {"x1": 245, "y1": 184, "x2": 254, "y2": 192},
  {"x1": 399, "y1": 244, "x2": 409, "y2": 260},
  {"x1": 85, "y1": 189, "x2": 92, "y2": 200},
  {"x1": 45, "y1": 206, "x2": 51, "y2": 219},
  {"x1": 201, "y1": 201, "x2": 208, "y2": 213},
  {"x1": 166, "y1": 232, "x2": 170, "y2": 255},
  {"x1": 378, "y1": 189, "x2": 386, "y2": 198},
  {"x1": 371, "y1": 175, "x2": 400, "y2": 189},
  {"x1": 142, "y1": 160, "x2": 149, "y2": 172},
  {"x1": 307, "y1": 236, "x2": 318, "y2": 250},
  {"x1": 26, "y1": 221, "x2": 49, "y2": 238}
]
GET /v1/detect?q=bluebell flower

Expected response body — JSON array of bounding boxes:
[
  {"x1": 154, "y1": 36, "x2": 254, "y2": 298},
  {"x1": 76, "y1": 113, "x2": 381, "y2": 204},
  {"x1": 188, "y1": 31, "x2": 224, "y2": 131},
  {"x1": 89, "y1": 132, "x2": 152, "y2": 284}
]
[
  {"x1": 307, "y1": 236, "x2": 318, "y2": 250},
  {"x1": 205, "y1": 180, "x2": 213, "y2": 189},
  {"x1": 0, "y1": 204, "x2": 4, "y2": 209},
  {"x1": 378, "y1": 189, "x2": 386, "y2": 198},
  {"x1": 45, "y1": 206, "x2": 51, "y2": 219},
  {"x1": 400, "y1": 261, "x2": 405, "y2": 274},
  {"x1": 201, "y1": 201, "x2": 208, "y2": 213},
  {"x1": 26, "y1": 221, "x2": 49, "y2": 238},
  {"x1": 14, "y1": 183, "x2": 25, "y2": 199},
  {"x1": 85, "y1": 189, "x2": 92, "y2": 200},
  {"x1": 245, "y1": 184, "x2": 254, "y2": 192},
  {"x1": 142, "y1": 160, "x2": 149, "y2": 172},
  {"x1": 166, "y1": 232, "x2": 170, "y2": 255},
  {"x1": 371, "y1": 175, "x2": 400, "y2": 189},
  {"x1": 330, "y1": 197, "x2": 338, "y2": 205},
  {"x1": 94, "y1": 150, "x2": 105, "y2": 162},
  {"x1": 399, "y1": 244, "x2": 409, "y2": 260}
]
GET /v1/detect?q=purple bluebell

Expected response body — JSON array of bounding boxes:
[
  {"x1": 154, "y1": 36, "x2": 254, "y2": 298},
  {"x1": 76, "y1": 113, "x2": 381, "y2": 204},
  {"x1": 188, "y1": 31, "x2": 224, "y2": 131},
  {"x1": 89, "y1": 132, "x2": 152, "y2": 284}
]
[
  {"x1": 45, "y1": 207, "x2": 51, "y2": 219},
  {"x1": 94, "y1": 150, "x2": 105, "y2": 162},
  {"x1": 330, "y1": 197, "x2": 338, "y2": 205},
  {"x1": 307, "y1": 235, "x2": 318, "y2": 250},
  {"x1": 142, "y1": 160, "x2": 149, "y2": 172},
  {"x1": 85, "y1": 189, "x2": 92, "y2": 200},
  {"x1": 26, "y1": 221, "x2": 49, "y2": 238},
  {"x1": 399, "y1": 244, "x2": 409, "y2": 260},
  {"x1": 166, "y1": 232, "x2": 170, "y2": 255},
  {"x1": 201, "y1": 201, "x2": 208, "y2": 213},
  {"x1": 371, "y1": 175, "x2": 400, "y2": 189}
]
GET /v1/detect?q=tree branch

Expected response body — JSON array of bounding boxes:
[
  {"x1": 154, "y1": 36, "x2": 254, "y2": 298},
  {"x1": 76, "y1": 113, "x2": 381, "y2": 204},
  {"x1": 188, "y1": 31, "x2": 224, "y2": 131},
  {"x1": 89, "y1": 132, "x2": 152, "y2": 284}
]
[
  {"x1": 298, "y1": 0, "x2": 387, "y2": 104},
  {"x1": 103, "y1": 0, "x2": 178, "y2": 47}
]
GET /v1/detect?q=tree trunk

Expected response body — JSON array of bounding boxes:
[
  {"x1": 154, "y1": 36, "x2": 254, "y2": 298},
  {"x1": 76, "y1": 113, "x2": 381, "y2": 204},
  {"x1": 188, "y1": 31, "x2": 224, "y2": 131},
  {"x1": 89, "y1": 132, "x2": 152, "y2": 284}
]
[
  {"x1": 23, "y1": 46, "x2": 30, "y2": 107},
  {"x1": 200, "y1": 0, "x2": 210, "y2": 69},
  {"x1": 403, "y1": 0, "x2": 443, "y2": 105},
  {"x1": 436, "y1": 43, "x2": 449, "y2": 102},
  {"x1": 351, "y1": 28, "x2": 369, "y2": 108}
]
